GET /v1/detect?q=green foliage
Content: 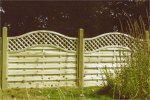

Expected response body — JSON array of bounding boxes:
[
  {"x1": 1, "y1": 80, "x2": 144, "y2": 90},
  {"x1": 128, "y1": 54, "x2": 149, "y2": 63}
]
[{"x1": 101, "y1": 17, "x2": 150, "y2": 99}]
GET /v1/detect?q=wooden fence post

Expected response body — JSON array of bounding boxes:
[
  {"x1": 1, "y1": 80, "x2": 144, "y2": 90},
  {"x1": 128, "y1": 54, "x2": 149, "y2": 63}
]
[
  {"x1": 0, "y1": 32, "x2": 1, "y2": 89},
  {"x1": 1, "y1": 27, "x2": 8, "y2": 89},
  {"x1": 146, "y1": 31, "x2": 150, "y2": 51},
  {"x1": 77, "y1": 28, "x2": 84, "y2": 88}
]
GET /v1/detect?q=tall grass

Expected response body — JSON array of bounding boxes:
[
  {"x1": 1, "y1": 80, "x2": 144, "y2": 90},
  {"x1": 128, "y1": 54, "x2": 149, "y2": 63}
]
[{"x1": 101, "y1": 15, "x2": 150, "y2": 99}]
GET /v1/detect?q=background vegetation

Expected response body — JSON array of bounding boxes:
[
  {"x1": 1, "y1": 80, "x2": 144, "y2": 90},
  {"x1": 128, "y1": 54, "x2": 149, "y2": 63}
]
[{"x1": 1, "y1": 0, "x2": 149, "y2": 37}]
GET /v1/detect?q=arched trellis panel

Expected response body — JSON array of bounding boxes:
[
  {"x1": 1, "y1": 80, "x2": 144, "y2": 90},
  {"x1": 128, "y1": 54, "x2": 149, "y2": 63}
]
[
  {"x1": 8, "y1": 30, "x2": 77, "y2": 53},
  {"x1": 84, "y1": 32, "x2": 143, "y2": 53},
  {"x1": 7, "y1": 30, "x2": 78, "y2": 88}
]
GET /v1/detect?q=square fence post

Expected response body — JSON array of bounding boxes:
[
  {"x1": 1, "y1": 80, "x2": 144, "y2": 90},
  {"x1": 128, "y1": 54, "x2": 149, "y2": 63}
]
[
  {"x1": 0, "y1": 32, "x2": 1, "y2": 89},
  {"x1": 1, "y1": 27, "x2": 8, "y2": 90},
  {"x1": 77, "y1": 28, "x2": 84, "y2": 88}
]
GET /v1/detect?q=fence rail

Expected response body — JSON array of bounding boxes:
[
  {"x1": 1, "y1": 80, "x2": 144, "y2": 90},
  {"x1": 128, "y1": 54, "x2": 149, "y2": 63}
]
[{"x1": 0, "y1": 27, "x2": 149, "y2": 89}]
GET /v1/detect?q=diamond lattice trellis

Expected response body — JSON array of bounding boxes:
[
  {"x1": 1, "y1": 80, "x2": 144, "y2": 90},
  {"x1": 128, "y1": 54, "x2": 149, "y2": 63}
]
[
  {"x1": 8, "y1": 31, "x2": 77, "y2": 52},
  {"x1": 8, "y1": 31, "x2": 143, "y2": 53},
  {"x1": 84, "y1": 32, "x2": 143, "y2": 52}
]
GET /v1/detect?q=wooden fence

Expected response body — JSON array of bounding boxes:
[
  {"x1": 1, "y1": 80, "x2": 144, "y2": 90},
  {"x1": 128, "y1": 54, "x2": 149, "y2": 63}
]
[{"x1": 0, "y1": 27, "x2": 149, "y2": 89}]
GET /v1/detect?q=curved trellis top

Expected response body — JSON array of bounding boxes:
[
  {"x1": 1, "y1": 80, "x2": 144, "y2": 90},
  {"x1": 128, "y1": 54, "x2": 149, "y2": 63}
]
[
  {"x1": 8, "y1": 31, "x2": 141, "y2": 53},
  {"x1": 84, "y1": 32, "x2": 141, "y2": 53},
  {"x1": 8, "y1": 30, "x2": 77, "y2": 53}
]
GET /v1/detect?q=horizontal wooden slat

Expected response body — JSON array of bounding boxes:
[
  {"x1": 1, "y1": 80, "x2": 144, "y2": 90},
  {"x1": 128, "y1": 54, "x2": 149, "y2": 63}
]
[
  {"x1": 84, "y1": 75, "x2": 106, "y2": 80},
  {"x1": 84, "y1": 63, "x2": 126, "y2": 68},
  {"x1": 27, "y1": 48, "x2": 61, "y2": 52},
  {"x1": 84, "y1": 81, "x2": 106, "y2": 87},
  {"x1": 95, "y1": 47, "x2": 130, "y2": 51},
  {"x1": 8, "y1": 81, "x2": 76, "y2": 88},
  {"x1": 9, "y1": 52, "x2": 77, "y2": 57},
  {"x1": 10, "y1": 49, "x2": 72, "y2": 54},
  {"x1": 84, "y1": 52, "x2": 130, "y2": 57},
  {"x1": 84, "y1": 69, "x2": 115, "y2": 74},
  {"x1": 8, "y1": 57, "x2": 76, "y2": 63},
  {"x1": 84, "y1": 59, "x2": 128, "y2": 63},
  {"x1": 8, "y1": 63, "x2": 76, "y2": 69},
  {"x1": 84, "y1": 57, "x2": 128, "y2": 61},
  {"x1": 8, "y1": 69, "x2": 76, "y2": 75},
  {"x1": 8, "y1": 75, "x2": 76, "y2": 82}
]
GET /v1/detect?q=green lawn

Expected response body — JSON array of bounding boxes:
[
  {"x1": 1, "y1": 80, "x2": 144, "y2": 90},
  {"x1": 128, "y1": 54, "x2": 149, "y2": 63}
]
[{"x1": 0, "y1": 86, "x2": 112, "y2": 100}]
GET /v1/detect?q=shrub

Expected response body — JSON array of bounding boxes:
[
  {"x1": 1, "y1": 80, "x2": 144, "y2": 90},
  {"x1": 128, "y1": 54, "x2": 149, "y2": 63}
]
[{"x1": 100, "y1": 16, "x2": 150, "y2": 99}]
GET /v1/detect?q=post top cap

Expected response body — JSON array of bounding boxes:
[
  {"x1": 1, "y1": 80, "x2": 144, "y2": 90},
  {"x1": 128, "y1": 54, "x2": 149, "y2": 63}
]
[{"x1": 3, "y1": 27, "x2": 8, "y2": 29}]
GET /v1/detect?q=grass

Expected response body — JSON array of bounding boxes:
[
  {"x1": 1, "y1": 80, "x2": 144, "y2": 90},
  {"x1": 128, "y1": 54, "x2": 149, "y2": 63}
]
[{"x1": 0, "y1": 86, "x2": 113, "y2": 100}]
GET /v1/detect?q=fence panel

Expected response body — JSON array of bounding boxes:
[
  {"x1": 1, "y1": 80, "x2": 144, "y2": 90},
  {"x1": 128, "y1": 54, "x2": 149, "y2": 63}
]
[
  {"x1": 83, "y1": 32, "x2": 134, "y2": 86},
  {"x1": 7, "y1": 30, "x2": 77, "y2": 88}
]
